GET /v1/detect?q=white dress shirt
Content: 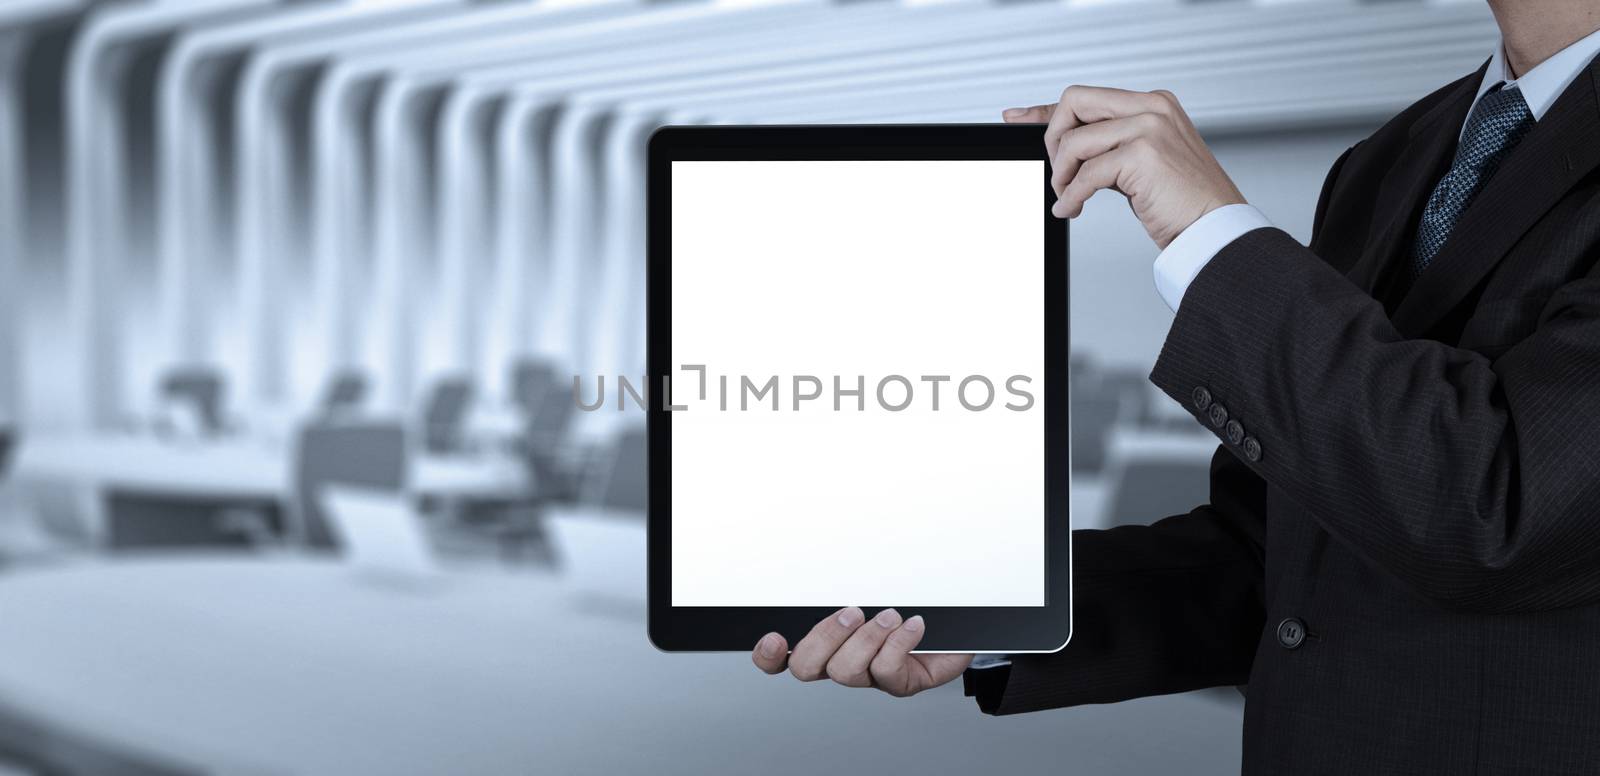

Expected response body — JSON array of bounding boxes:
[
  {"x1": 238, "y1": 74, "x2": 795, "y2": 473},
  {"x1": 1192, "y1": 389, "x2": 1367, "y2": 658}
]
[{"x1": 1151, "y1": 27, "x2": 1600, "y2": 311}]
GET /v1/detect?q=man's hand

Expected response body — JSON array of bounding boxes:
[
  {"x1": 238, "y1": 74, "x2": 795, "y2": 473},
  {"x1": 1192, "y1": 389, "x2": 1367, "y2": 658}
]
[
  {"x1": 1004, "y1": 86, "x2": 1246, "y2": 249},
  {"x1": 750, "y1": 607, "x2": 973, "y2": 697}
]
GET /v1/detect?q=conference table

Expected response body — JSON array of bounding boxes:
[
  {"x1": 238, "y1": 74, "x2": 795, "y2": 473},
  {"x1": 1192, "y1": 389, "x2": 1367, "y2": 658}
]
[
  {"x1": 1106, "y1": 429, "x2": 1221, "y2": 465},
  {"x1": 8, "y1": 435, "x2": 530, "y2": 546},
  {"x1": 0, "y1": 557, "x2": 1244, "y2": 776}
]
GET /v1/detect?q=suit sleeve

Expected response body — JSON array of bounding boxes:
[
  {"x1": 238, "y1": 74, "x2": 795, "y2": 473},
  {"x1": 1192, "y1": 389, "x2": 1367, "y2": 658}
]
[
  {"x1": 1148, "y1": 225, "x2": 1600, "y2": 614},
  {"x1": 963, "y1": 146, "x2": 1358, "y2": 715},
  {"x1": 965, "y1": 448, "x2": 1266, "y2": 713}
]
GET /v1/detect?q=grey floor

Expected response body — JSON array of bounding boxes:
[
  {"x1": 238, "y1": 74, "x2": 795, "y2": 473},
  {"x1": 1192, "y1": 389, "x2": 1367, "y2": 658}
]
[
  {"x1": 0, "y1": 559, "x2": 1245, "y2": 776},
  {"x1": 700, "y1": 683, "x2": 1245, "y2": 776}
]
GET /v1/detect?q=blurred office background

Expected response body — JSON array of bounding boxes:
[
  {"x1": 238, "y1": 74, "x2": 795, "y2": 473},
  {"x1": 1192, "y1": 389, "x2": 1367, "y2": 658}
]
[{"x1": 0, "y1": 1, "x2": 1496, "y2": 774}]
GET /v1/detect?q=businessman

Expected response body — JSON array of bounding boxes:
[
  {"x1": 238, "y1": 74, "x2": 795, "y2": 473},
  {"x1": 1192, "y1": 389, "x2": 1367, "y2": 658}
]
[{"x1": 749, "y1": 1, "x2": 1600, "y2": 772}]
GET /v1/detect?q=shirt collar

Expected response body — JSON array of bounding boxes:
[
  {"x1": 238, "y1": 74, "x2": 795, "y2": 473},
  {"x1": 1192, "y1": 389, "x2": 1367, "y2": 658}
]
[{"x1": 1470, "y1": 26, "x2": 1600, "y2": 134}]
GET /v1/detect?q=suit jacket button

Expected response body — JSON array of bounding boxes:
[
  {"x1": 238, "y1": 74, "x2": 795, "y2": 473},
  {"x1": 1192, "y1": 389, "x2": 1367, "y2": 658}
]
[
  {"x1": 1225, "y1": 420, "x2": 1245, "y2": 445},
  {"x1": 1192, "y1": 386, "x2": 1212, "y2": 411},
  {"x1": 1243, "y1": 436, "x2": 1262, "y2": 462},
  {"x1": 1208, "y1": 403, "x2": 1228, "y2": 429},
  {"x1": 1276, "y1": 617, "x2": 1306, "y2": 649}
]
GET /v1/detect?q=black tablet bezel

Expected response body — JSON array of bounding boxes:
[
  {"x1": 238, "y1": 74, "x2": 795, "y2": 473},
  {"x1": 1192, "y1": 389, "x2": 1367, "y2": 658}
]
[{"x1": 646, "y1": 125, "x2": 1069, "y2": 653}]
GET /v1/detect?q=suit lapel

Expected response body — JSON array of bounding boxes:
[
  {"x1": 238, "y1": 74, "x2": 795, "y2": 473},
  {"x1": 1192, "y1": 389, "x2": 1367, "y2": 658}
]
[
  {"x1": 1391, "y1": 58, "x2": 1600, "y2": 335},
  {"x1": 1345, "y1": 65, "x2": 1485, "y2": 302}
]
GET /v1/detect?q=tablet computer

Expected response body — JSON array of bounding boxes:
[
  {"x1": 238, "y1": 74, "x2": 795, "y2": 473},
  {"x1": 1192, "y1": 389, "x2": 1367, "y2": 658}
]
[{"x1": 647, "y1": 125, "x2": 1069, "y2": 653}]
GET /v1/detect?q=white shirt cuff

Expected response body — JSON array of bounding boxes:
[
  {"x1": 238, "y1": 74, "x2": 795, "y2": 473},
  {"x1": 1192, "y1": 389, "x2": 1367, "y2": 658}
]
[{"x1": 1152, "y1": 204, "x2": 1274, "y2": 311}]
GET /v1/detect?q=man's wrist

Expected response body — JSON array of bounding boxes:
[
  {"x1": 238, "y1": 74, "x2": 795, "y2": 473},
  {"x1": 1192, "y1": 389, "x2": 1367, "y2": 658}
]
[
  {"x1": 963, "y1": 658, "x2": 1013, "y2": 714},
  {"x1": 1153, "y1": 203, "x2": 1274, "y2": 311}
]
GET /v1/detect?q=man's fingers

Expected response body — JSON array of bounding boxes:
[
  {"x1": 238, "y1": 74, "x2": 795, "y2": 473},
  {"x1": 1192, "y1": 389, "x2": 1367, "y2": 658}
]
[
  {"x1": 752, "y1": 632, "x2": 789, "y2": 675},
  {"x1": 918, "y1": 653, "x2": 977, "y2": 685},
  {"x1": 788, "y1": 606, "x2": 865, "y2": 682},
  {"x1": 825, "y1": 608, "x2": 902, "y2": 688},
  {"x1": 1050, "y1": 113, "x2": 1162, "y2": 196},
  {"x1": 1045, "y1": 86, "x2": 1175, "y2": 160},
  {"x1": 1054, "y1": 145, "x2": 1134, "y2": 219},
  {"x1": 868, "y1": 614, "x2": 929, "y2": 696},
  {"x1": 1002, "y1": 104, "x2": 1054, "y2": 124}
]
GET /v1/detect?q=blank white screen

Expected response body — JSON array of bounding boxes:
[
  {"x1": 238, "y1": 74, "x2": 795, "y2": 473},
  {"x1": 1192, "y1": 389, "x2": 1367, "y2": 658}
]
[{"x1": 670, "y1": 160, "x2": 1044, "y2": 607}]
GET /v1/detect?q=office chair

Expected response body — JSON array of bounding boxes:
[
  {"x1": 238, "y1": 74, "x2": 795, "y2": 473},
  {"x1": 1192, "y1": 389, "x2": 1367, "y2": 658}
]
[
  {"x1": 0, "y1": 427, "x2": 16, "y2": 558},
  {"x1": 596, "y1": 425, "x2": 647, "y2": 513},
  {"x1": 510, "y1": 360, "x2": 558, "y2": 417},
  {"x1": 0, "y1": 427, "x2": 65, "y2": 564},
  {"x1": 1067, "y1": 353, "x2": 1117, "y2": 473},
  {"x1": 1068, "y1": 352, "x2": 1095, "y2": 389},
  {"x1": 510, "y1": 359, "x2": 576, "y2": 439},
  {"x1": 159, "y1": 368, "x2": 227, "y2": 434},
  {"x1": 138, "y1": 422, "x2": 404, "y2": 551},
  {"x1": 421, "y1": 377, "x2": 474, "y2": 454},
  {"x1": 0, "y1": 428, "x2": 13, "y2": 481},
  {"x1": 545, "y1": 425, "x2": 649, "y2": 596},
  {"x1": 293, "y1": 421, "x2": 408, "y2": 550},
  {"x1": 433, "y1": 362, "x2": 581, "y2": 562},
  {"x1": 1070, "y1": 392, "x2": 1120, "y2": 474},
  {"x1": 509, "y1": 359, "x2": 577, "y2": 499},
  {"x1": 319, "y1": 370, "x2": 369, "y2": 417}
]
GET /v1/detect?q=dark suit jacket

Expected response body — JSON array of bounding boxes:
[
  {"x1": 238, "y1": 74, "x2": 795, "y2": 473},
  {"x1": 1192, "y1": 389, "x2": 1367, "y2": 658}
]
[{"x1": 968, "y1": 55, "x2": 1600, "y2": 775}]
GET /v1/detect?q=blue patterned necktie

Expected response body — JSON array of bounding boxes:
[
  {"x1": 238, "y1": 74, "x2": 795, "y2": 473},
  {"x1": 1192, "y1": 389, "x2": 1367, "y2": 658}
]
[{"x1": 1411, "y1": 83, "x2": 1535, "y2": 276}]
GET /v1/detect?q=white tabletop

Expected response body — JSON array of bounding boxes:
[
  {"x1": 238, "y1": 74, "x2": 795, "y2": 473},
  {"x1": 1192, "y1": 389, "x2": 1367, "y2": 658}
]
[
  {"x1": 0, "y1": 557, "x2": 1243, "y2": 775},
  {"x1": 1107, "y1": 429, "x2": 1220, "y2": 464},
  {"x1": 11, "y1": 435, "x2": 528, "y2": 501}
]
